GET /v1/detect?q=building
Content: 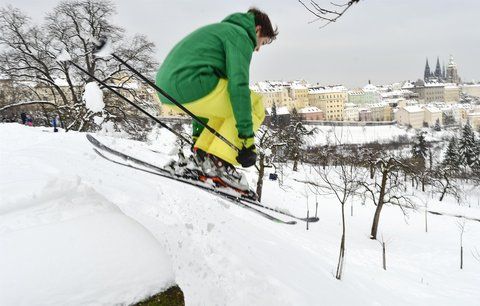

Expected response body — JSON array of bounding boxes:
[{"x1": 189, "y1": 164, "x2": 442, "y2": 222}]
[
  {"x1": 423, "y1": 55, "x2": 462, "y2": 84},
  {"x1": 409, "y1": 79, "x2": 445, "y2": 103},
  {"x1": 446, "y1": 55, "x2": 460, "y2": 84},
  {"x1": 308, "y1": 86, "x2": 347, "y2": 121},
  {"x1": 265, "y1": 106, "x2": 290, "y2": 126},
  {"x1": 444, "y1": 84, "x2": 460, "y2": 103},
  {"x1": 251, "y1": 81, "x2": 297, "y2": 109},
  {"x1": 298, "y1": 106, "x2": 324, "y2": 121},
  {"x1": 467, "y1": 111, "x2": 480, "y2": 131},
  {"x1": 359, "y1": 109, "x2": 373, "y2": 122},
  {"x1": 347, "y1": 84, "x2": 381, "y2": 106},
  {"x1": 368, "y1": 102, "x2": 393, "y2": 121},
  {"x1": 344, "y1": 103, "x2": 359, "y2": 121},
  {"x1": 396, "y1": 105, "x2": 424, "y2": 128},
  {"x1": 288, "y1": 82, "x2": 309, "y2": 110},
  {"x1": 423, "y1": 106, "x2": 443, "y2": 127},
  {"x1": 461, "y1": 84, "x2": 480, "y2": 98}
]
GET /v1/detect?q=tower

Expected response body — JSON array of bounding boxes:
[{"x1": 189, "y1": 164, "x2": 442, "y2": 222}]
[
  {"x1": 434, "y1": 56, "x2": 442, "y2": 80},
  {"x1": 424, "y1": 58, "x2": 431, "y2": 81},
  {"x1": 446, "y1": 54, "x2": 460, "y2": 84}
]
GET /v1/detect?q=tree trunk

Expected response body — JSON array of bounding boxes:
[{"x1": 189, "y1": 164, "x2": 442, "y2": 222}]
[
  {"x1": 256, "y1": 154, "x2": 265, "y2": 202},
  {"x1": 382, "y1": 242, "x2": 387, "y2": 270},
  {"x1": 370, "y1": 170, "x2": 388, "y2": 240},
  {"x1": 336, "y1": 203, "x2": 346, "y2": 280}
]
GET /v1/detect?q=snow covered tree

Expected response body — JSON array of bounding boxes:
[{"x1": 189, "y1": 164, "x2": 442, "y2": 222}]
[
  {"x1": 279, "y1": 108, "x2": 314, "y2": 171},
  {"x1": 458, "y1": 122, "x2": 477, "y2": 167},
  {"x1": 270, "y1": 102, "x2": 279, "y2": 129},
  {"x1": 411, "y1": 131, "x2": 428, "y2": 169},
  {"x1": 0, "y1": 1, "x2": 157, "y2": 136},
  {"x1": 433, "y1": 119, "x2": 441, "y2": 131},
  {"x1": 442, "y1": 137, "x2": 461, "y2": 171}
]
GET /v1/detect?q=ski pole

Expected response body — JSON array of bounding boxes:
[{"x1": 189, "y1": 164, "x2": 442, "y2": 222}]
[
  {"x1": 93, "y1": 38, "x2": 240, "y2": 152},
  {"x1": 68, "y1": 60, "x2": 192, "y2": 145}
]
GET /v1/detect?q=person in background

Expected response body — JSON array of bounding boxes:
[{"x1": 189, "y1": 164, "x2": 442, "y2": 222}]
[{"x1": 20, "y1": 112, "x2": 27, "y2": 125}]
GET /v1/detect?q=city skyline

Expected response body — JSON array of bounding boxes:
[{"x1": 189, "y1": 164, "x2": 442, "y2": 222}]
[{"x1": 2, "y1": 0, "x2": 479, "y2": 88}]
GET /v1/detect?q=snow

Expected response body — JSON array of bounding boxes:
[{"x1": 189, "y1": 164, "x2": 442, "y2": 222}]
[
  {"x1": 93, "y1": 38, "x2": 113, "y2": 58},
  {"x1": 83, "y1": 82, "x2": 105, "y2": 113},
  {"x1": 299, "y1": 106, "x2": 322, "y2": 113},
  {"x1": 402, "y1": 105, "x2": 424, "y2": 113},
  {"x1": 266, "y1": 106, "x2": 289, "y2": 115},
  {"x1": 1, "y1": 123, "x2": 479, "y2": 305},
  {"x1": 307, "y1": 124, "x2": 414, "y2": 145},
  {"x1": 56, "y1": 49, "x2": 71, "y2": 62},
  {"x1": 0, "y1": 125, "x2": 174, "y2": 305}
]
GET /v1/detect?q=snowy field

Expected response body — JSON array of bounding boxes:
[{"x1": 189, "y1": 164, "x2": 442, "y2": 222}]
[
  {"x1": 1, "y1": 123, "x2": 480, "y2": 305},
  {"x1": 306, "y1": 124, "x2": 414, "y2": 146}
]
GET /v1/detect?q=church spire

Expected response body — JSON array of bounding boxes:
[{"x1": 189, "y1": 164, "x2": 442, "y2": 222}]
[
  {"x1": 424, "y1": 58, "x2": 431, "y2": 81},
  {"x1": 434, "y1": 56, "x2": 442, "y2": 80}
]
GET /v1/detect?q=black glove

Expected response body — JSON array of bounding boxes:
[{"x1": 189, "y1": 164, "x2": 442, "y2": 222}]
[{"x1": 236, "y1": 136, "x2": 257, "y2": 167}]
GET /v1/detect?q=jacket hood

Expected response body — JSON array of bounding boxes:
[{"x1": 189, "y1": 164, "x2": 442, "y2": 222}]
[{"x1": 221, "y1": 12, "x2": 257, "y2": 47}]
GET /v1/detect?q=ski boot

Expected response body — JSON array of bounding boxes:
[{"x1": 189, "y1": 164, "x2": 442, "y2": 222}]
[{"x1": 193, "y1": 148, "x2": 255, "y2": 195}]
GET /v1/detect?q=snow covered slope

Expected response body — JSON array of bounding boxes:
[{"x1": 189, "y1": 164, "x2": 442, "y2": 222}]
[{"x1": 1, "y1": 123, "x2": 479, "y2": 305}]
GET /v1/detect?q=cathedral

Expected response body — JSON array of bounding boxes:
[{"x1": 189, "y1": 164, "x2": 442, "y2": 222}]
[{"x1": 423, "y1": 55, "x2": 460, "y2": 84}]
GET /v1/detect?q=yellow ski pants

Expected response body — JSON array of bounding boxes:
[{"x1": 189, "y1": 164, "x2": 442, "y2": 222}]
[{"x1": 164, "y1": 79, "x2": 265, "y2": 166}]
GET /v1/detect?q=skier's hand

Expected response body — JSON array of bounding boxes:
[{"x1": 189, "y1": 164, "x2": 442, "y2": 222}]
[{"x1": 236, "y1": 137, "x2": 257, "y2": 168}]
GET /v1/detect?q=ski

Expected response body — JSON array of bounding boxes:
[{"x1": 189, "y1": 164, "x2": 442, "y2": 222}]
[
  {"x1": 87, "y1": 134, "x2": 297, "y2": 225},
  {"x1": 86, "y1": 134, "x2": 319, "y2": 223}
]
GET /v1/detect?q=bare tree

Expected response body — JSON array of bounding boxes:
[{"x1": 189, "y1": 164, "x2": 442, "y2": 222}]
[
  {"x1": 472, "y1": 248, "x2": 480, "y2": 264},
  {"x1": 457, "y1": 220, "x2": 466, "y2": 269},
  {"x1": 304, "y1": 159, "x2": 361, "y2": 280},
  {"x1": 298, "y1": 0, "x2": 361, "y2": 29},
  {"x1": 431, "y1": 167, "x2": 462, "y2": 202},
  {"x1": 255, "y1": 126, "x2": 285, "y2": 202},
  {"x1": 377, "y1": 235, "x2": 391, "y2": 270},
  {"x1": 0, "y1": 1, "x2": 157, "y2": 135},
  {"x1": 360, "y1": 157, "x2": 415, "y2": 240}
]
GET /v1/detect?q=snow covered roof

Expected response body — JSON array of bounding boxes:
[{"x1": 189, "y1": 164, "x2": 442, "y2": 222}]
[
  {"x1": 444, "y1": 84, "x2": 459, "y2": 89},
  {"x1": 299, "y1": 106, "x2": 322, "y2": 113},
  {"x1": 424, "y1": 82, "x2": 445, "y2": 87},
  {"x1": 308, "y1": 86, "x2": 347, "y2": 94},
  {"x1": 348, "y1": 89, "x2": 364, "y2": 95},
  {"x1": 251, "y1": 81, "x2": 286, "y2": 93},
  {"x1": 363, "y1": 84, "x2": 378, "y2": 92},
  {"x1": 380, "y1": 89, "x2": 413, "y2": 98},
  {"x1": 291, "y1": 83, "x2": 308, "y2": 90},
  {"x1": 402, "y1": 105, "x2": 424, "y2": 113},
  {"x1": 424, "y1": 106, "x2": 441, "y2": 113},
  {"x1": 367, "y1": 102, "x2": 390, "y2": 108}
]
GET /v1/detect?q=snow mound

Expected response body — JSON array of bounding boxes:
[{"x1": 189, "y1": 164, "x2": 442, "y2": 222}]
[{"x1": 0, "y1": 176, "x2": 175, "y2": 305}]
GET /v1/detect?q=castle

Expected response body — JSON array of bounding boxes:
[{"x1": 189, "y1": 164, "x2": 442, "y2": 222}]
[{"x1": 424, "y1": 55, "x2": 460, "y2": 84}]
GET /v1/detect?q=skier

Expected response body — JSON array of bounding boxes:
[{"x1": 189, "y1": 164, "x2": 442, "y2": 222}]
[{"x1": 156, "y1": 8, "x2": 278, "y2": 190}]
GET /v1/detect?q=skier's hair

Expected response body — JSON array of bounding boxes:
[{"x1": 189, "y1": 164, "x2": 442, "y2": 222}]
[{"x1": 248, "y1": 7, "x2": 278, "y2": 43}]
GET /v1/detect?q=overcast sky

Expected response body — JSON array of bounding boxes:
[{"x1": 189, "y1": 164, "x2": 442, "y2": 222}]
[{"x1": 2, "y1": 0, "x2": 479, "y2": 88}]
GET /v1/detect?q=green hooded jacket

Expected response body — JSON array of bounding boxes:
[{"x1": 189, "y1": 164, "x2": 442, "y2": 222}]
[{"x1": 156, "y1": 12, "x2": 257, "y2": 138}]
